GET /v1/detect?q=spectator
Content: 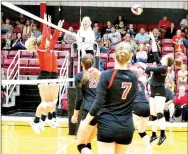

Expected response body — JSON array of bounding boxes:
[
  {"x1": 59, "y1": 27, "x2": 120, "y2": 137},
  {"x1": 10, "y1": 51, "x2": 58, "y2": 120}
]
[
  {"x1": 164, "y1": 87, "x2": 175, "y2": 123},
  {"x1": 165, "y1": 66, "x2": 175, "y2": 91},
  {"x1": 12, "y1": 33, "x2": 26, "y2": 50},
  {"x1": 180, "y1": 15, "x2": 188, "y2": 30},
  {"x1": 172, "y1": 30, "x2": 184, "y2": 54},
  {"x1": 63, "y1": 26, "x2": 76, "y2": 44},
  {"x1": 114, "y1": 15, "x2": 126, "y2": 29},
  {"x1": 32, "y1": 24, "x2": 41, "y2": 38},
  {"x1": 183, "y1": 32, "x2": 188, "y2": 48},
  {"x1": 108, "y1": 26, "x2": 122, "y2": 45},
  {"x1": 165, "y1": 23, "x2": 177, "y2": 39},
  {"x1": 152, "y1": 28, "x2": 161, "y2": 50},
  {"x1": 22, "y1": 20, "x2": 32, "y2": 37},
  {"x1": 18, "y1": 14, "x2": 26, "y2": 25},
  {"x1": 100, "y1": 33, "x2": 110, "y2": 53},
  {"x1": 123, "y1": 33, "x2": 138, "y2": 55},
  {"x1": 116, "y1": 21, "x2": 126, "y2": 38},
  {"x1": 101, "y1": 21, "x2": 112, "y2": 36},
  {"x1": 174, "y1": 85, "x2": 188, "y2": 122},
  {"x1": 93, "y1": 26, "x2": 101, "y2": 43},
  {"x1": 93, "y1": 21, "x2": 99, "y2": 28},
  {"x1": 158, "y1": 16, "x2": 171, "y2": 38},
  {"x1": 127, "y1": 24, "x2": 135, "y2": 37},
  {"x1": 15, "y1": 20, "x2": 24, "y2": 29},
  {"x1": 1, "y1": 18, "x2": 13, "y2": 34},
  {"x1": 1, "y1": 31, "x2": 13, "y2": 50},
  {"x1": 134, "y1": 28, "x2": 150, "y2": 46},
  {"x1": 177, "y1": 64, "x2": 188, "y2": 84},
  {"x1": 57, "y1": 32, "x2": 64, "y2": 44},
  {"x1": 136, "y1": 44, "x2": 148, "y2": 63}
]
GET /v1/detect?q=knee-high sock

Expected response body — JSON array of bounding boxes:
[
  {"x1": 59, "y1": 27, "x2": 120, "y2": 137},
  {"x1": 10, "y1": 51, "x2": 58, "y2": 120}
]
[
  {"x1": 152, "y1": 119, "x2": 158, "y2": 133},
  {"x1": 158, "y1": 117, "x2": 166, "y2": 130},
  {"x1": 143, "y1": 135, "x2": 151, "y2": 151}
]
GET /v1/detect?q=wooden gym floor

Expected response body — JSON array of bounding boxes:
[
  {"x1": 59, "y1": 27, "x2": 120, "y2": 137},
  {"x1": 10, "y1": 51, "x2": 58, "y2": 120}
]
[{"x1": 1, "y1": 116, "x2": 187, "y2": 154}]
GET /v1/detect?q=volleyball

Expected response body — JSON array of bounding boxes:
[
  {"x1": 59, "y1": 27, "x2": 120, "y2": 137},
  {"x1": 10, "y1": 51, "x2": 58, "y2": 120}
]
[{"x1": 131, "y1": 4, "x2": 143, "y2": 15}]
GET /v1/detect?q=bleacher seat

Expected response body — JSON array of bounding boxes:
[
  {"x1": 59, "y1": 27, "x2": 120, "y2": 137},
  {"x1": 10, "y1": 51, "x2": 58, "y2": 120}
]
[
  {"x1": 162, "y1": 39, "x2": 173, "y2": 47},
  {"x1": 19, "y1": 59, "x2": 29, "y2": 75},
  {"x1": 33, "y1": 52, "x2": 38, "y2": 58},
  {"x1": 62, "y1": 93, "x2": 68, "y2": 110},
  {"x1": 107, "y1": 62, "x2": 114, "y2": 70},
  {"x1": 21, "y1": 51, "x2": 33, "y2": 58},
  {"x1": 54, "y1": 44, "x2": 62, "y2": 50},
  {"x1": 57, "y1": 59, "x2": 64, "y2": 68},
  {"x1": 63, "y1": 22, "x2": 70, "y2": 28},
  {"x1": 148, "y1": 24, "x2": 158, "y2": 31},
  {"x1": 7, "y1": 50, "x2": 18, "y2": 59},
  {"x1": 58, "y1": 51, "x2": 70, "y2": 59},
  {"x1": 62, "y1": 44, "x2": 71, "y2": 51},
  {"x1": 1, "y1": 50, "x2": 8, "y2": 59},
  {"x1": 109, "y1": 45, "x2": 115, "y2": 53},
  {"x1": 137, "y1": 24, "x2": 148, "y2": 32},
  {"x1": 3, "y1": 59, "x2": 14, "y2": 68},
  {"x1": 109, "y1": 53, "x2": 115, "y2": 62},
  {"x1": 71, "y1": 22, "x2": 80, "y2": 30},
  {"x1": 100, "y1": 53, "x2": 108, "y2": 63},
  {"x1": 162, "y1": 47, "x2": 174, "y2": 55},
  {"x1": 28, "y1": 60, "x2": 40, "y2": 75},
  {"x1": 98, "y1": 23, "x2": 104, "y2": 29}
]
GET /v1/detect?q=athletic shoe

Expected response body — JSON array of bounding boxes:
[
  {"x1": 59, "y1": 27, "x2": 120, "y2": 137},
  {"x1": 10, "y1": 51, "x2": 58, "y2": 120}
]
[
  {"x1": 169, "y1": 117, "x2": 174, "y2": 123},
  {"x1": 157, "y1": 135, "x2": 167, "y2": 145},
  {"x1": 47, "y1": 118, "x2": 58, "y2": 128},
  {"x1": 30, "y1": 121, "x2": 40, "y2": 134},
  {"x1": 39, "y1": 120, "x2": 45, "y2": 131},
  {"x1": 150, "y1": 135, "x2": 158, "y2": 143}
]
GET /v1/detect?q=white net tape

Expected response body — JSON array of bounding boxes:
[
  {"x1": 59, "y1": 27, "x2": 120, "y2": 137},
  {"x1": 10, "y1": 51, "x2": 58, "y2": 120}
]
[{"x1": 2, "y1": 78, "x2": 75, "y2": 85}]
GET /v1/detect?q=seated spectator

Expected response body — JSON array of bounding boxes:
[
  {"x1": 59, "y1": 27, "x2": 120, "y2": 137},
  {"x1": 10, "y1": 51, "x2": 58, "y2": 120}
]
[
  {"x1": 177, "y1": 64, "x2": 188, "y2": 84},
  {"x1": 164, "y1": 87, "x2": 175, "y2": 123},
  {"x1": 180, "y1": 15, "x2": 188, "y2": 31},
  {"x1": 127, "y1": 24, "x2": 135, "y2": 37},
  {"x1": 12, "y1": 33, "x2": 26, "y2": 50},
  {"x1": 152, "y1": 28, "x2": 161, "y2": 50},
  {"x1": 172, "y1": 30, "x2": 185, "y2": 54},
  {"x1": 18, "y1": 14, "x2": 26, "y2": 25},
  {"x1": 116, "y1": 21, "x2": 126, "y2": 38},
  {"x1": 63, "y1": 26, "x2": 76, "y2": 44},
  {"x1": 136, "y1": 44, "x2": 148, "y2": 63},
  {"x1": 174, "y1": 85, "x2": 188, "y2": 122},
  {"x1": 93, "y1": 21, "x2": 99, "y2": 28},
  {"x1": 32, "y1": 24, "x2": 41, "y2": 38},
  {"x1": 15, "y1": 20, "x2": 24, "y2": 29},
  {"x1": 158, "y1": 16, "x2": 171, "y2": 38},
  {"x1": 1, "y1": 31, "x2": 13, "y2": 50},
  {"x1": 165, "y1": 23, "x2": 177, "y2": 39},
  {"x1": 134, "y1": 28, "x2": 150, "y2": 46},
  {"x1": 114, "y1": 15, "x2": 126, "y2": 29},
  {"x1": 183, "y1": 32, "x2": 188, "y2": 48},
  {"x1": 1, "y1": 18, "x2": 13, "y2": 34},
  {"x1": 100, "y1": 33, "x2": 110, "y2": 53},
  {"x1": 165, "y1": 66, "x2": 175, "y2": 91},
  {"x1": 22, "y1": 20, "x2": 32, "y2": 37},
  {"x1": 101, "y1": 21, "x2": 112, "y2": 36},
  {"x1": 57, "y1": 32, "x2": 64, "y2": 44},
  {"x1": 123, "y1": 33, "x2": 138, "y2": 55},
  {"x1": 93, "y1": 26, "x2": 101, "y2": 43},
  {"x1": 108, "y1": 26, "x2": 122, "y2": 45}
]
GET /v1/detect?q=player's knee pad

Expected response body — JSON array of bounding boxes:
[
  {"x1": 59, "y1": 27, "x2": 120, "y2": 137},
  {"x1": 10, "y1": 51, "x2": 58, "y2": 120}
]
[
  {"x1": 77, "y1": 144, "x2": 87, "y2": 153},
  {"x1": 150, "y1": 115, "x2": 157, "y2": 121},
  {"x1": 41, "y1": 102, "x2": 48, "y2": 108},
  {"x1": 157, "y1": 113, "x2": 164, "y2": 120}
]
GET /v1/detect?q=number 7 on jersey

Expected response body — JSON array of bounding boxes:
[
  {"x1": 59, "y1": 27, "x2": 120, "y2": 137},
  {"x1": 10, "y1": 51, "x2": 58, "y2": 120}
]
[{"x1": 121, "y1": 82, "x2": 132, "y2": 99}]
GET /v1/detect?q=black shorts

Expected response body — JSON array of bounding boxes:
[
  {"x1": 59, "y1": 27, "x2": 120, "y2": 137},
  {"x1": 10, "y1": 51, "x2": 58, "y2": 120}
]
[
  {"x1": 37, "y1": 71, "x2": 58, "y2": 80},
  {"x1": 150, "y1": 85, "x2": 166, "y2": 98},
  {"x1": 80, "y1": 109, "x2": 97, "y2": 126},
  {"x1": 132, "y1": 102, "x2": 150, "y2": 117},
  {"x1": 97, "y1": 115, "x2": 134, "y2": 145}
]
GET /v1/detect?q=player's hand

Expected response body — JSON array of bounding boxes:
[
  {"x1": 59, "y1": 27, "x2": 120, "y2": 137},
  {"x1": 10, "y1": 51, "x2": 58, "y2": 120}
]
[
  {"x1": 149, "y1": 32, "x2": 155, "y2": 41},
  {"x1": 48, "y1": 15, "x2": 52, "y2": 23},
  {"x1": 58, "y1": 20, "x2": 64, "y2": 28},
  {"x1": 71, "y1": 115, "x2": 78, "y2": 124}
]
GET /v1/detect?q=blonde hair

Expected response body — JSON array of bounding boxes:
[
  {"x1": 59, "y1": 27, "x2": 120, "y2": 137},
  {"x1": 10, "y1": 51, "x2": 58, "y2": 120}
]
[
  {"x1": 115, "y1": 42, "x2": 131, "y2": 65},
  {"x1": 25, "y1": 36, "x2": 37, "y2": 53},
  {"x1": 79, "y1": 16, "x2": 92, "y2": 32}
]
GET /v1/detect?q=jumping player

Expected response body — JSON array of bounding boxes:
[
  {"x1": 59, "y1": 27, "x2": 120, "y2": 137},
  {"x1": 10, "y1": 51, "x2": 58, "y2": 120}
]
[
  {"x1": 139, "y1": 32, "x2": 174, "y2": 145},
  {"x1": 25, "y1": 14, "x2": 64, "y2": 133},
  {"x1": 71, "y1": 54, "x2": 101, "y2": 154},
  {"x1": 81, "y1": 42, "x2": 138, "y2": 154}
]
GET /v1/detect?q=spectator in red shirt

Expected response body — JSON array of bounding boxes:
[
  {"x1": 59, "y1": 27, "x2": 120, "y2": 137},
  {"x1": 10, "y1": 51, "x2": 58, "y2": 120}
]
[
  {"x1": 172, "y1": 30, "x2": 185, "y2": 55},
  {"x1": 174, "y1": 85, "x2": 188, "y2": 122},
  {"x1": 158, "y1": 16, "x2": 171, "y2": 39}
]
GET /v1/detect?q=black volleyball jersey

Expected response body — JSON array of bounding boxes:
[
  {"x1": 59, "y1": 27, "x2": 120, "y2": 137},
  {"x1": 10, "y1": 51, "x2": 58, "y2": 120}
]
[
  {"x1": 90, "y1": 69, "x2": 138, "y2": 117},
  {"x1": 134, "y1": 81, "x2": 149, "y2": 103},
  {"x1": 74, "y1": 68, "x2": 100, "y2": 111}
]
